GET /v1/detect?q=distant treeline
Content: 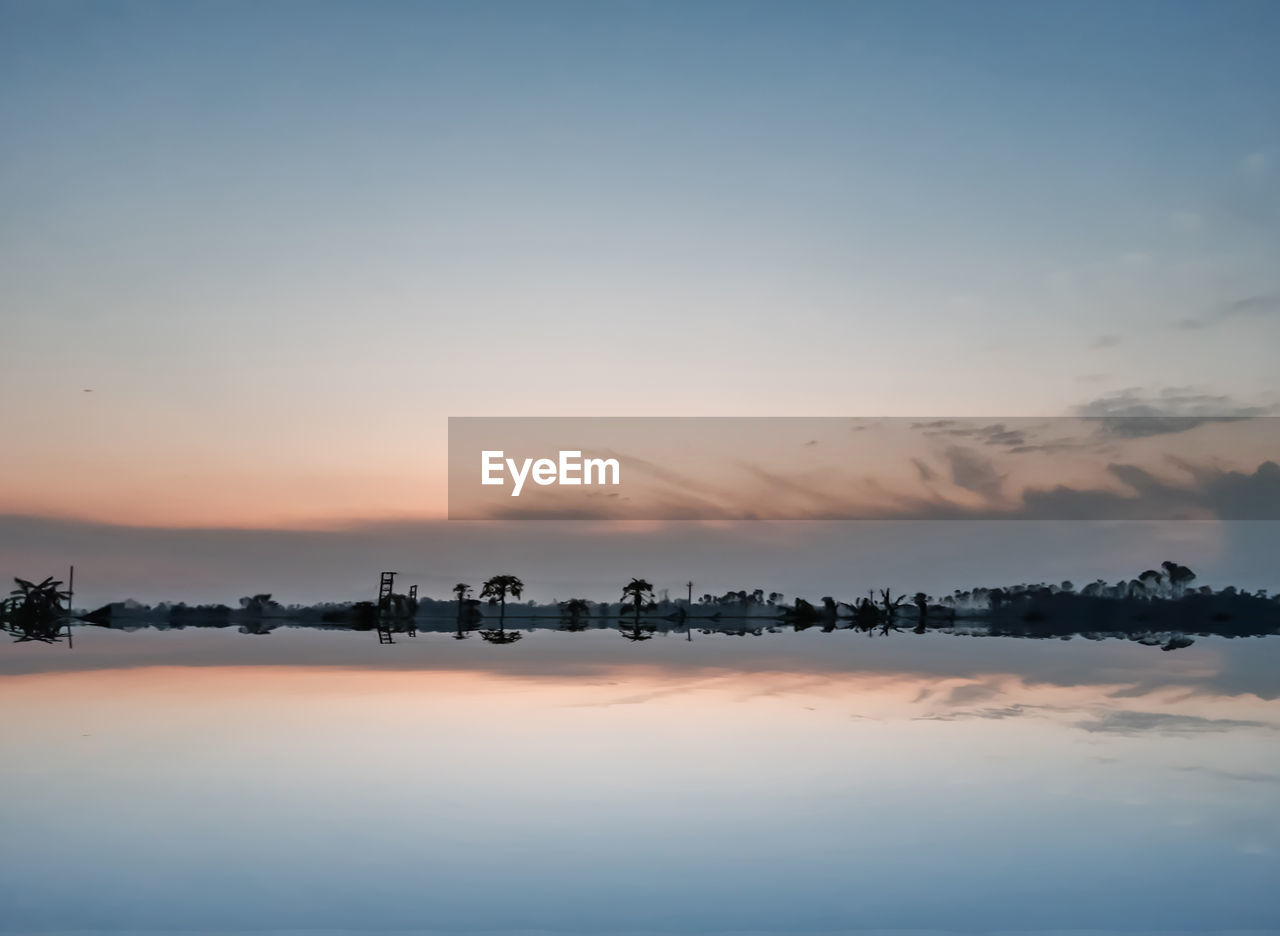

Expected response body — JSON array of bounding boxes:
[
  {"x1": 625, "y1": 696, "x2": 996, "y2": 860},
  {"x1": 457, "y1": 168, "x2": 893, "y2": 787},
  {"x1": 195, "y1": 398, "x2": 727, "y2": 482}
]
[{"x1": 5, "y1": 561, "x2": 1278, "y2": 648}]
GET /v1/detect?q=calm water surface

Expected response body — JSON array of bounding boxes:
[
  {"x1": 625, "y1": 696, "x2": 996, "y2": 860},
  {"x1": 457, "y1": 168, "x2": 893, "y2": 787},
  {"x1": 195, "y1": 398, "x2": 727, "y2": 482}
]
[{"x1": 2, "y1": 627, "x2": 1279, "y2": 935}]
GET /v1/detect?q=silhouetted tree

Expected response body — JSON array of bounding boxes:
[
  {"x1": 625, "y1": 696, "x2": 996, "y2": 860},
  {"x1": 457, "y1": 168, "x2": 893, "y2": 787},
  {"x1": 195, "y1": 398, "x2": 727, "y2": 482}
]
[
  {"x1": 1162, "y1": 561, "x2": 1196, "y2": 597},
  {"x1": 5, "y1": 576, "x2": 71, "y2": 643},
  {"x1": 912, "y1": 592, "x2": 929, "y2": 633},
  {"x1": 480, "y1": 574, "x2": 523, "y2": 629},
  {"x1": 453, "y1": 583, "x2": 472, "y2": 624},
  {"x1": 558, "y1": 598, "x2": 591, "y2": 631},
  {"x1": 852, "y1": 594, "x2": 879, "y2": 630},
  {"x1": 620, "y1": 577, "x2": 655, "y2": 627},
  {"x1": 239, "y1": 593, "x2": 281, "y2": 616},
  {"x1": 879, "y1": 588, "x2": 906, "y2": 622}
]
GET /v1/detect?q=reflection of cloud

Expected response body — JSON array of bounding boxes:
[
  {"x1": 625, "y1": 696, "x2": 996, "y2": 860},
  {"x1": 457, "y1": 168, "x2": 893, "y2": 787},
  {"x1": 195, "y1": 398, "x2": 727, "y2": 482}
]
[
  {"x1": 915, "y1": 704, "x2": 1036, "y2": 722},
  {"x1": 570, "y1": 678, "x2": 726, "y2": 707},
  {"x1": 1077, "y1": 710, "x2": 1273, "y2": 736},
  {"x1": 1174, "y1": 766, "x2": 1280, "y2": 785}
]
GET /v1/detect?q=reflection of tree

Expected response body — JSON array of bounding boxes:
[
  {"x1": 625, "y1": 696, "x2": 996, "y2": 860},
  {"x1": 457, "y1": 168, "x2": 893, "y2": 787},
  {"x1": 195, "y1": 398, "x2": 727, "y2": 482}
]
[
  {"x1": 851, "y1": 595, "x2": 878, "y2": 631},
  {"x1": 23, "y1": 556, "x2": 1268, "y2": 652},
  {"x1": 478, "y1": 575, "x2": 524, "y2": 644},
  {"x1": 619, "y1": 578, "x2": 656, "y2": 641},
  {"x1": 479, "y1": 627, "x2": 522, "y2": 644},
  {"x1": 4, "y1": 576, "x2": 72, "y2": 644},
  {"x1": 878, "y1": 588, "x2": 906, "y2": 623}
]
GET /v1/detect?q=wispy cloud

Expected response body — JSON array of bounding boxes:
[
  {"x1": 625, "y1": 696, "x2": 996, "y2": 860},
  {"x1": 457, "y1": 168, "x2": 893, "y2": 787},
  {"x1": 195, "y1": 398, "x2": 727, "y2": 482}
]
[
  {"x1": 1178, "y1": 293, "x2": 1280, "y2": 331},
  {"x1": 1073, "y1": 387, "x2": 1272, "y2": 438},
  {"x1": 915, "y1": 703, "x2": 1038, "y2": 722},
  {"x1": 1173, "y1": 765, "x2": 1280, "y2": 785},
  {"x1": 1242, "y1": 151, "x2": 1270, "y2": 177},
  {"x1": 943, "y1": 446, "x2": 1007, "y2": 502}
]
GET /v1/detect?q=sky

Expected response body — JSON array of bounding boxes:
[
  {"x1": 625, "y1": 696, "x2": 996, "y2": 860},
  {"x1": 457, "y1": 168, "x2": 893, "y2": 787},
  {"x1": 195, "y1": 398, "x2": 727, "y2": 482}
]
[{"x1": 2, "y1": 0, "x2": 1279, "y2": 598}]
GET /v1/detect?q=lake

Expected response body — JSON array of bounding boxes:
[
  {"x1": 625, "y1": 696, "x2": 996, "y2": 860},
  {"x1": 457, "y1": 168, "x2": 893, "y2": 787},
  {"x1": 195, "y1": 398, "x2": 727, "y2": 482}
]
[{"x1": 2, "y1": 625, "x2": 1278, "y2": 935}]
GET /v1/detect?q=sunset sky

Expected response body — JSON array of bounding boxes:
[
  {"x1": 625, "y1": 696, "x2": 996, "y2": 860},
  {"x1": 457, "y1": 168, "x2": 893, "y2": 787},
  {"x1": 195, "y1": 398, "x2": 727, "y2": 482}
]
[{"x1": 3, "y1": 1, "x2": 1279, "y2": 600}]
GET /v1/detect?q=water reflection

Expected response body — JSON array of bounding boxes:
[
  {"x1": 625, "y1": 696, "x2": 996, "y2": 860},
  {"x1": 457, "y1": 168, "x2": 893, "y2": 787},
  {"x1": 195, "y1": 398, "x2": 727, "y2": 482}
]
[{"x1": 1, "y1": 628, "x2": 1277, "y2": 933}]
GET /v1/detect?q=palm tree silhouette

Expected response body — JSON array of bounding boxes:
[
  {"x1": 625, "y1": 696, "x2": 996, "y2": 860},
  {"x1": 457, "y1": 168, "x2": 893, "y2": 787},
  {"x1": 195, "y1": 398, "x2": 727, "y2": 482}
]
[
  {"x1": 479, "y1": 574, "x2": 524, "y2": 639},
  {"x1": 619, "y1": 577, "x2": 655, "y2": 641},
  {"x1": 5, "y1": 576, "x2": 72, "y2": 643},
  {"x1": 453, "y1": 582, "x2": 471, "y2": 624},
  {"x1": 620, "y1": 577, "x2": 655, "y2": 627}
]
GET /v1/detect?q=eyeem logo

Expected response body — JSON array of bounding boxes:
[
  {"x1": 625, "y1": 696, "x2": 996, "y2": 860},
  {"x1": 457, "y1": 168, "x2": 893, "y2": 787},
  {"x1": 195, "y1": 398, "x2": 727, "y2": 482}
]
[{"x1": 481, "y1": 450, "x2": 621, "y2": 497}]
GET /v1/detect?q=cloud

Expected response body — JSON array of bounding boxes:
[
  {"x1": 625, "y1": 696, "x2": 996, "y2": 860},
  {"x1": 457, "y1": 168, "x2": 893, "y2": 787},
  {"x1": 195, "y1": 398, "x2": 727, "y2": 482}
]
[
  {"x1": 912, "y1": 458, "x2": 938, "y2": 483},
  {"x1": 943, "y1": 446, "x2": 1007, "y2": 502},
  {"x1": 910, "y1": 420, "x2": 1094, "y2": 457},
  {"x1": 480, "y1": 453, "x2": 1280, "y2": 521},
  {"x1": 1019, "y1": 459, "x2": 1280, "y2": 521},
  {"x1": 1178, "y1": 293, "x2": 1280, "y2": 331},
  {"x1": 1076, "y1": 710, "x2": 1273, "y2": 736},
  {"x1": 912, "y1": 420, "x2": 1030, "y2": 450},
  {"x1": 1242, "y1": 151, "x2": 1269, "y2": 177},
  {"x1": 1073, "y1": 387, "x2": 1271, "y2": 438},
  {"x1": 942, "y1": 680, "x2": 1004, "y2": 705},
  {"x1": 914, "y1": 704, "x2": 1036, "y2": 722},
  {"x1": 1090, "y1": 334, "x2": 1122, "y2": 349}
]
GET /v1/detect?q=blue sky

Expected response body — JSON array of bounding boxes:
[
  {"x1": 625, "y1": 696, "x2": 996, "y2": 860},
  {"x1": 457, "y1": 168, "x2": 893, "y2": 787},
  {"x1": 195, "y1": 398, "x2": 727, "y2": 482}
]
[{"x1": 1, "y1": 0, "x2": 1278, "y2": 591}]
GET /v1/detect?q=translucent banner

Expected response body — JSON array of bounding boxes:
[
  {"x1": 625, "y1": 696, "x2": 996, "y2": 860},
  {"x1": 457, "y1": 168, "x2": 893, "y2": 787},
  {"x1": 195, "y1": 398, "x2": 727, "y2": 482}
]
[{"x1": 447, "y1": 416, "x2": 1280, "y2": 520}]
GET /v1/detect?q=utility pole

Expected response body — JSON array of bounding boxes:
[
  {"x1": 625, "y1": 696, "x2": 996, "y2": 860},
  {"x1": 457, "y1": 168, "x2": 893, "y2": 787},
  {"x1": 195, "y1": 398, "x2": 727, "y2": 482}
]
[
  {"x1": 686, "y1": 580, "x2": 694, "y2": 641},
  {"x1": 66, "y1": 564, "x2": 74, "y2": 649}
]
